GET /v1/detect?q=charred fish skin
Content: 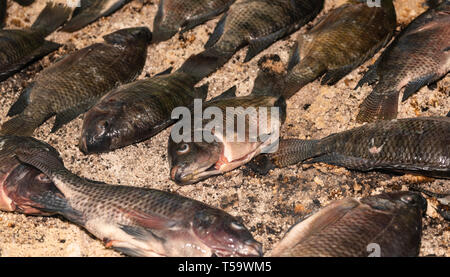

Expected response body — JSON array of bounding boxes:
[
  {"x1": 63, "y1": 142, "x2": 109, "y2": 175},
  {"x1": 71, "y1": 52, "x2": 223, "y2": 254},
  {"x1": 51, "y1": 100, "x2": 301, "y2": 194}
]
[
  {"x1": 0, "y1": 27, "x2": 152, "y2": 137},
  {"x1": 153, "y1": 0, "x2": 236, "y2": 43},
  {"x1": 168, "y1": 94, "x2": 286, "y2": 185},
  {"x1": 0, "y1": 136, "x2": 62, "y2": 215},
  {"x1": 251, "y1": 117, "x2": 450, "y2": 179},
  {"x1": 60, "y1": 0, "x2": 131, "y2": 33},
  {"x1": 280, "y1": 0, "x2": 397, "y2": 99},
  {"x1": 79, "y1": 71, "x2": 208, "y2": 154},
  {"x1": 178, "y1": 0, "x2": 323, "y2": 81},
  {"x1": 13, "y1": 139, "x2": 262, "y2": 257},
  {"x1": 268, "y1": 191, "x2": 426, "y2": 257},
  {"x1": 0, "y1": 2, "x2": 72, "y2": 82},
  {"x1": 356, "y1": 1, "x2": 450, "y2": 123}
]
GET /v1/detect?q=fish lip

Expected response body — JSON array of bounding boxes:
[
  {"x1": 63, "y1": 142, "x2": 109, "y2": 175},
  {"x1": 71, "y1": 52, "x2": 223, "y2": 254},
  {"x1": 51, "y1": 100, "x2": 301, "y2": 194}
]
[
  {"x1": 212, "y1": 240, "x2": 263, "y2": 257},
  {"x1": 171, "y1": 165, "x2": 222, "y2": 185}
]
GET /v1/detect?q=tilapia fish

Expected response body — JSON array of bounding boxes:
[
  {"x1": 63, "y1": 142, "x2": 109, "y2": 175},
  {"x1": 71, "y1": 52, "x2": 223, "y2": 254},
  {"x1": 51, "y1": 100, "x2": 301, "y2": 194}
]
[
  {"x1": 268, "y1": 191, "x2": 426, "y2": 257},
  {"x1": 178, "y1": 0, "x2": 323, "y2": 80},
  {"x1": 61, "y1": 0, "x2": 131, "y2": 32},
  {"x1": 168, "y1": 93, "x2": 286, "y2": 185},
  {"x1": 250, "y1": 117, "x2": 450, "y2": 179},
  {"x1": 279, "y1": 0, "x2": 397, "y2": 99},
  {"x1": 0, "y1": 2, "x2": 72, "y2": 82},
  {"x1": 13, "y1": 137, "x2": 262, "y2": 257},
  {"x1": 0, "y1": 136, "x2": 62, "y2": 216},
  {"x1": 356, "y1": 1, "x2": 450, "y2": 123},
  {"x1": 79, "y1": 70, "x2": 208, "y2": 154},
  {"x1": 153, "y1": 0, "x2": 236, "y2": 42},
  {"x1": 1, "y1": 27, "x2": 152, "y2": 136}
]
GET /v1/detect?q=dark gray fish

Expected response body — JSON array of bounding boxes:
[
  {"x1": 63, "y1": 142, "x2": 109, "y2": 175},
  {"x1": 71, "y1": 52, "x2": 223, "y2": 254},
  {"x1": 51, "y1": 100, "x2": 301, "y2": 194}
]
[
  {"x1": 268, "y1": 191, "x2": 426, "y2": 257},
  {"x1": 13, "y1": 0, "x2": 35, "y2": 6},
  {"x1": 249, "y1": 117, "x2": 450, "y2": 179},
  {"x1": 0, "y1": 2, "x2": 72, "y2": 82},
  {"x1": 273, "y1": 0, "x2": 397, "y2": 99},
  {"x1": 356, "y1": 1, "x2": 450, "y2": 123},
  {"x1": 79, "y1": 70, "x2": 209, "y2": 154},
  {"x1": 178, "y1": 0, "x2": 324, "y2": 81},
  {"x1": 0, "y1": 0, "x2": 6, "y2": 28},
  {"x1": 153, "y1": 0, "x2": 236, "y2": 42},
  {"x1": 168, "y1": 94, "x2": 286, "y2": 185},
  {"x1": 0, "y1": 27, "x2": 152, "y2": 136},
  {"x1": 61, "y1": 0, "x2": 131, "y2": 32},
  {"x1": 12, "y1": 137, "x2": 262, "y2": 257},
  {"x1": 0, "y1": 136, "x2": 62, "y2": 216}
]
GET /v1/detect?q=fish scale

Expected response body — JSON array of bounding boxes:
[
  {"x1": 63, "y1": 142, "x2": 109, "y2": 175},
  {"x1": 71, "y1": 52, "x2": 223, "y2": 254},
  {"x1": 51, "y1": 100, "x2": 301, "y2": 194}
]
[
  {"x1": 153, "y1": 0, "x2": 235, "y2": 42},
  {"x1": 250, "y1": 117, "x2": 450, "y2": 178}
]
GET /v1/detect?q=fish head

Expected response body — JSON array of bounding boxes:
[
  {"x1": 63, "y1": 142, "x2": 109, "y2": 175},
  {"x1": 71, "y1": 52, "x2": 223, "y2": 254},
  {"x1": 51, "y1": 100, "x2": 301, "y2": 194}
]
[
  {"x1": 168, "y1": 138, "x2": 223, "y2": 185},
  {"x1": 79, "y1": 98, "x2": 128, "y2": 153},
  {"x1": 362, "y1": 191, "x2": 428, "y2": 215},
  {"x1": 0, "y1": 163, "x2": 58, "y2": 215},
  {"x1": 191, "y1": 209, "x2": 263, "y2": 257},
  {"x1": 103, "y1": 27, "x2": 152, "y2": 46}
]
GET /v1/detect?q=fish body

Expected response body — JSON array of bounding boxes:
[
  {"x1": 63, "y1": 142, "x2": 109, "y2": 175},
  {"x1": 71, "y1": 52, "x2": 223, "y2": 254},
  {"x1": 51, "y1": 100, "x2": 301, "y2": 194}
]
[
  {"x1": 0, "y1": 2, "x2": 72, "y2": 82},
  {"x1": 268, "y1": 191, "x2": 426, "y2": 257},
  {"x1": 356, "y1": 1, "x2": 450, "y2": 122},
  {"x1": 13, "y1": 137, "x2": 262, "y2": 257},
  {"x1": 0, "y1": 136, "x2": 62, "y2": 215},
  {"x1": 168, "y1": 94, "x2": 286, "y2": 185},
  {"x1": 153, "y1": 0, "x2": 236, "y2": 42},
  {"x1": 61, "y1": 0, "x2": 131, "y2": 32},
  {"x1": 1, "y1": 27, "x2": 152, "y2": 136},
  {"x1": 178, "y1": 0, "x2": 323, "y2": 80},
  {"x1": 280, "y1": 0, "x2": 396, "y2": 98},
  {"x1": 250, "y1": 117, "x2": 450, "y2": 179},
  {"x1": 79, "y1": 71, "x2": 208, "y2": 153}
]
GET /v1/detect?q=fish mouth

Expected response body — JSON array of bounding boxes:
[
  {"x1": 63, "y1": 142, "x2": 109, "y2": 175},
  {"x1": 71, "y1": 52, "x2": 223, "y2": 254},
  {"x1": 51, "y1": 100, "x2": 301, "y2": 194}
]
[{"x1": 211, "y1": 239, "x2": 263, "y2": 257}]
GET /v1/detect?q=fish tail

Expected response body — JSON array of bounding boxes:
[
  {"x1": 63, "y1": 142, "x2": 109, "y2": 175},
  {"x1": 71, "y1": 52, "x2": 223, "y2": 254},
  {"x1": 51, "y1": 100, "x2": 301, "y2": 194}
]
[
  {"x1": 282, "y1": 57, "x2": 326, "y2": 99},
  {"x1": 177, "y1": 47, "x2": 232, "y2": 82},
  {"x1": 0, "y1": 114, "x2": 42, "y2": 136},
  {"x1": 356, "y1": 88, "x2": 399, "y2": 123},
  {"x1": 248, "y1": 139, "x2": 319, "y2": 174},
  {"x1": 31, "y1": 1, "x2": 72, "y2": 36}
]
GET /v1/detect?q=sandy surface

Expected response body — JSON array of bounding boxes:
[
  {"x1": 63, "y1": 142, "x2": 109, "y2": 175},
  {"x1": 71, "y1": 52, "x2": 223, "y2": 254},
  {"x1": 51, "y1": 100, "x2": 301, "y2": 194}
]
[{"x1": 0, "y1": 0, "x2": 448, "y2": 257}]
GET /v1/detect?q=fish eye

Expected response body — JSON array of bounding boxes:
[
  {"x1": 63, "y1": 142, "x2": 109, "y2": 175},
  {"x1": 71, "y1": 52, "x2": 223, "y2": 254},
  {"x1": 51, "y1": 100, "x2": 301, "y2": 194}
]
[
  {"x1": 96, "y1": 120, "x2": 109, "y2": 135},
  {"x1": 177, "y1": 143, "x2": 190, "y2": 154}
]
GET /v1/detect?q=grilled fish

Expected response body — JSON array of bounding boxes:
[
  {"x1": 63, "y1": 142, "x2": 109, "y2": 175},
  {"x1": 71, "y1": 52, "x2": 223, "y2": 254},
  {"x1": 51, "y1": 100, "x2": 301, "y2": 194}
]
[
  {"x1": 356, "y1": 1, "x2": 450, "y2": 122},
  {"x1": 168, "y1": 93, "x2": 286, "y2": 185},
  {"x1": 249, "y1": 117, "x2": 450, "y2": 179},
  {"x1": 0, "y1": 136, "x2": 62, "y2": 216},
  {"x1": 268, "y1": 191, "x2": 426, "y2": 257},
  {"x1": 1, "y1": 27, "x2": 152, "y2": 136},
  {"x1": 0, "y1": 2, "x2": 72, "y2": 82},
  {"x1": 153, "y1": 0, "x2": 235, "y2": 42},
  {"x1": 279, "y1": 0, "x2": 397, "y2": 99},
  {"x1": 13, "y1": 137, "x2": 263, "y2": 257},
  {"x1": 178, "y1": 0, "x2": 323, "y2": 80},
  {"x1": 61, "y1": 0, "x2": 131, "y2": 32},
  {"x1": 79, "y1": 70, "x2": 209, "y2": 154}
]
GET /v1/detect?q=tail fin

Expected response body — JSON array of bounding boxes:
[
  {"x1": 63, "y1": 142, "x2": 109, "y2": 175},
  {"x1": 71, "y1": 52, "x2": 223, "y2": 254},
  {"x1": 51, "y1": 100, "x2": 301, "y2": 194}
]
[
  {"x1": 251, "y1": 54, "x2": 286, "y2": 97},
  {"x1": 31, "y1": 2, "x2": 72, "y2": 37},
  {"x1": 248, "y1": 139, "x2": 319, "y2": 174},
  {"x1": 0, "y1": 114, "x2": 41, "y2": 136},
  {"x1": 356, "y1": 88, "x2": 399, "y2": 123},
  {"x1": 177, "y1": 47, "x2": 232, "y2": 82},
  {"x1": 282, "y1": 56, "x2": 326, "y2": 99}
]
